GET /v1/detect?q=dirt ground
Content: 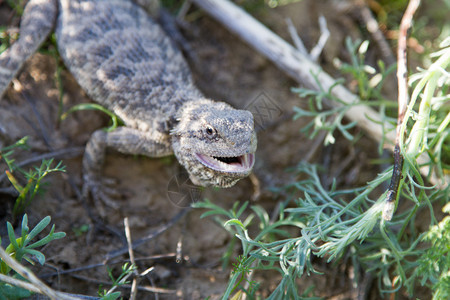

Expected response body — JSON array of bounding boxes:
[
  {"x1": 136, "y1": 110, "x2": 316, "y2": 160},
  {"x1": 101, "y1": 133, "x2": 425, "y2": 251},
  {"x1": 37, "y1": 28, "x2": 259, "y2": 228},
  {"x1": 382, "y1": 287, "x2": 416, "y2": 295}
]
[{"x1": 0, "y1": 0, "x2": 439, "y2": 299}]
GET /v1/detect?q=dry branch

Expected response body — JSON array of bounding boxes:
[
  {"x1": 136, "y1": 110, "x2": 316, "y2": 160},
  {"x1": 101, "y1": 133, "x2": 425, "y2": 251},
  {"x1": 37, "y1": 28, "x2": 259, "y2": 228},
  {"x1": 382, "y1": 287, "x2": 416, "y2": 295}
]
[
  {"x1": 383, "y1": 0, "x2": 421, "y2": 221},
  {"x1": 0, "y1": 246, "x2": 82, "y2": 300},
  {"x1": 191, "y1": 0, "x2": 396, "y2": 146},
  {"x1": 104, "y1": 207, "x2": 191, "y2": 261},
  {"x1": 124, "y1": 217, "x2": 139, "y2": 300},
  {"x1": 190, "y1": 0, "x2": 443, "y2": 186}
]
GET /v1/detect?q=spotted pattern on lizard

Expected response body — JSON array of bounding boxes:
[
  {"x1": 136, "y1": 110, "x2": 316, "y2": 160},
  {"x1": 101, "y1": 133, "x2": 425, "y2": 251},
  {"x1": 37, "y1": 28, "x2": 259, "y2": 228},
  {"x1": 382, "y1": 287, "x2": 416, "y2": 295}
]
[{"x1": 0, "y1": 0, "x2": 257, "y2": 204}]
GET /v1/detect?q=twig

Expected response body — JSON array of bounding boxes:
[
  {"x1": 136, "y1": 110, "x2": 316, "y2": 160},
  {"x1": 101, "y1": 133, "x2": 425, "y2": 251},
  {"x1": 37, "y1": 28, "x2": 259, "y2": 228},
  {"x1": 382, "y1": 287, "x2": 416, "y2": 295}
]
[
  {"x1": 383, "y1": 144, "x2": 403, "y2": 220},
  {"x1": 124, "y1": 217, "x2": 139, "y2": 300},
  {"x1": 0, "y1": 246, "x2": 81, "y2": 300},
  {"x1": 286, "y1": 18, "x2": 308, "y2": 55},
  {"x1": 103, "y1": 265, "x2": 134, "y2": 297},
  {"x1": 177, "y1": 0, "x2": 192, "y2": 20},
  {"x1": 40, "y1": 253, "x2": 176, "y2": 279},
  {"x1": 249, "y1": 172, "x2": 261, "y2": 201},
  {"x1": 0, "y1": 273, "x2": 99, "y2": 299},
  {"x1": 190, "y1": 0, "x2": 444, "y2": 187},
  {"x1": 355, "y1": 0, "x2": 396, "y2": 66},
  {"x1": 190, "y1": 0, "x2": 396, "y2": 146},
  {"x1": 0, "y1": 146, "x2": 84, "y2": 183},
  {"x1": 310, "y1": 15, "x2": 330, "y2": 61},
  {"x1": 286, "y1": 15, "x2": 329, "y2": 62},
  {"x1": 124, "y1": 217, "x2": 136, "y2": 267},
  {"x1": 303, "y1": 129, "x2": 328, "y2": 162},
  {"x1": 102, "y1": 219, "x2": 138, "y2": 297},
  {"x1": 176, "y1": 235, "x2": 183, "y2": 263},
  {"x1": 104, "y1": 207, "x2": 191, "y2": 261},
  {"x1": 0, "y1": 186, "x2": 18, "y2": 196},
  {"x1": 382, "y1": 0, "x2": 421, "y2": 221},
  {"x1": 0, "y1": 273, "x2": 44, "y2": 294},
  {"x1": 62, "y1": 272, "x2": 176, "y2": 294},
  {"x1": 145, "y1": 273, "x2": 160, "y2": 300}
]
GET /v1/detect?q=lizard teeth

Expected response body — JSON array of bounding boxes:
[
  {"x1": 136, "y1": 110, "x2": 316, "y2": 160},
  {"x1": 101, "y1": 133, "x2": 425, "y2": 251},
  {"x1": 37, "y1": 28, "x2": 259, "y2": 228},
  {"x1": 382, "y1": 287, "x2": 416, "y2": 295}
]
[{"x1": 195, "y1": 153, "x2": 255, "y2": 173}]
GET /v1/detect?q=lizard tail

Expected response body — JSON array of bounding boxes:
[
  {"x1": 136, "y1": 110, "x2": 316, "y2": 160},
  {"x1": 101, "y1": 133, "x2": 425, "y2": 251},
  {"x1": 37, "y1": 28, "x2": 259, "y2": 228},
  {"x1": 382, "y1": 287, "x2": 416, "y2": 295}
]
[{"x1": 0, "y1": 0, "x2": 57, "y2": 99}]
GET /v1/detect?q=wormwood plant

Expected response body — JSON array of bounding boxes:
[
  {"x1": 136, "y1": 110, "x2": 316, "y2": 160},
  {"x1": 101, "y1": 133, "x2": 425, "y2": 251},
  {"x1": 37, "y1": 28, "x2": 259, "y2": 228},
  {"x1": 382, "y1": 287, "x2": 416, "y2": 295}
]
[
  {"x1": 0, "y1": 0, "x2": 24, "y2": 54},
  {"x1": 292, "y1": 37, "x2": 397, "y2": 146},
  {"x1": 98, "y1": 263, "x2": 137, "y2": 300},
  {"x1": 0, "y1": 214, "x2": 66, "y2": 299},
  {"x1": 0, "y1": 137, "x2": 66, "y2": 220},
  {"x1": 195, "y1": 37, "x2": 449, "y2": 299}
]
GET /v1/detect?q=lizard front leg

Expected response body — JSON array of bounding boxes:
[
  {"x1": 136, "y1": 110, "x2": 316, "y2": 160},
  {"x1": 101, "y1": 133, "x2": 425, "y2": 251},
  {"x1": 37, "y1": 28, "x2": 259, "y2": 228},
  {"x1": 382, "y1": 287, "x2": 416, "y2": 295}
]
[
  {"x1": 0, "y1": 0, "x2": 57, "y2": 98},
  {"x1": 83, "y1": 127, "x2": 173, "y2": 210}
]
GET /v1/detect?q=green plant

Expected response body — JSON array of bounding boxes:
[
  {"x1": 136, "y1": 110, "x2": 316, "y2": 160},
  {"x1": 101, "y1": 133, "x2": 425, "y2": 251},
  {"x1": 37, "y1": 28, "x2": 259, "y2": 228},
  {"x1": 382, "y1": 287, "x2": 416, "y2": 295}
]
[
  {"x1": 340, "y1": 39, "x2": 397, "y2": 101},
  {"x1": 0, "y1": 1, "x2": 24, "y2": 54},
  {"x1": 61, "y1": 103, "x2": 123, "y2": 132},
  {"x1": 98, "y1": 263, "x2": 136, "y2": 300},
  {"x1": 401, "y1": 37, "x2": 450, "y2": 185},
  {"x1": 0, "y1": 137, "x2": 66, "y2": 219},
  {"x1": 0, "y1": 214, "x2": 66, "y2": 299},
  {"x1": 292, "y1": 38, "x2": 397, "y2": 147},
  {"x1": 72, "y1": 224, "x2": 90, "y2": 237},
  {"x1": 0, "y1": 27, "x2": 18, "y2": 55},
  {"x1": 265, "y1": 0, "x2": 302, "y2": 9},
  {"x1": 5, "y1": 0, "x2": 25, "y2": 16},
  {"x1": 194, "y1": 36, "x2": 449, "y2": 299},
  {"x1": 413, "y1": 202, "x2": 450, "y2": 300}
]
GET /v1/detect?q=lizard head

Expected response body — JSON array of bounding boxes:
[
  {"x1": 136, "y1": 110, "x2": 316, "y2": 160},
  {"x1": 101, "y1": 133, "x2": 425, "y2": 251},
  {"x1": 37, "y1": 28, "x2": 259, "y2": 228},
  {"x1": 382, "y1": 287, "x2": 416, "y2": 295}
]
[{"x1": 171, "y1": 99, "x2": 257, "y2": 187}]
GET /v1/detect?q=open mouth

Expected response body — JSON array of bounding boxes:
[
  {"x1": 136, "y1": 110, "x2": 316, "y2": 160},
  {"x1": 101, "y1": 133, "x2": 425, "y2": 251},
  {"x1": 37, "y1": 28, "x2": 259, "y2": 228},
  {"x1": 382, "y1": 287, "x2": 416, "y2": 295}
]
[{"x1": 195, "y1": 153, "x2": 255, "y2": 173}]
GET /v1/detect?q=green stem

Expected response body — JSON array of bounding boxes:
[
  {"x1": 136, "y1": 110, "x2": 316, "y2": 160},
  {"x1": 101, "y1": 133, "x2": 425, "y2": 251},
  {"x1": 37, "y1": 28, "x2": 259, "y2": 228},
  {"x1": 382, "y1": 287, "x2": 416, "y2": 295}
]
[
  {"x1": 380, "y1": 222, "x2": 407, "y2": 285},
  {"x1": 397, "y1": 201, "x2": 418, "y2": 240},
  {"x1": 401, "y1": 50, "x2": 450, "y2": 160}
]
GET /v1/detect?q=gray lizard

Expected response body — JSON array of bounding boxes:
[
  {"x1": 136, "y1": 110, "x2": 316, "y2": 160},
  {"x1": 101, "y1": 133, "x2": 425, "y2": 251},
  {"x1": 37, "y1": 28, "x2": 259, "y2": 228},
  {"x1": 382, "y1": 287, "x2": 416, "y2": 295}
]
[{"x1": 0, "y1": 0, "x2": 257, "y2": 204}]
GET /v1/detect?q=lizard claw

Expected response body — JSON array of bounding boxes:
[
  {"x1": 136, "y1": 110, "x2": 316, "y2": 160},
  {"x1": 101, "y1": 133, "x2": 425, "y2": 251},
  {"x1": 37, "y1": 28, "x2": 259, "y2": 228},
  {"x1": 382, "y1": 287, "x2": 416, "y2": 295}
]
[{"x1": 82, "y1": 173, "x2": 122, "y2": 215}]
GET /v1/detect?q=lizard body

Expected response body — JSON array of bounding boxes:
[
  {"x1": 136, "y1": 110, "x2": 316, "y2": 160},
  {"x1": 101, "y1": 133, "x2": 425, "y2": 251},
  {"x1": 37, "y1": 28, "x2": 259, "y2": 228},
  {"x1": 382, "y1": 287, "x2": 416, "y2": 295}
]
[{"x1": 0, "y1": 0, "x2": 257, "y2": 202}]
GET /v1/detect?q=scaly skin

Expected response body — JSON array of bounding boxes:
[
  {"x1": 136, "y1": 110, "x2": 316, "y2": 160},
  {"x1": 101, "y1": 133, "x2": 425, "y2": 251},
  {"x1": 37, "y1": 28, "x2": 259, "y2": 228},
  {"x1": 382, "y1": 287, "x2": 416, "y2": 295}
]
[{"x1": 0, "y1": 0, "x2": 257, "y2": 204}]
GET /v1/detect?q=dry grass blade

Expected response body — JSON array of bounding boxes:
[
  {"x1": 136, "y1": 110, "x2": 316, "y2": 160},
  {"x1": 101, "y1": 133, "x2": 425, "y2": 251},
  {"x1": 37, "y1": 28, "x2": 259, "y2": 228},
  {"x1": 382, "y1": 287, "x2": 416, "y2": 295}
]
[{"x1": 124, "y1": 217, "x2": 138, "y2": 300}]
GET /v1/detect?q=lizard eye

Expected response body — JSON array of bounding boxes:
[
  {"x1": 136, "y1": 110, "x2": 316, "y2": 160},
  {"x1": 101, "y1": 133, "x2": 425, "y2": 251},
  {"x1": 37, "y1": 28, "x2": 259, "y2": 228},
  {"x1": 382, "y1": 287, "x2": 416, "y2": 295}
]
[{"x1": 204, "y1": 125, "x2": 217, "y2": 139}]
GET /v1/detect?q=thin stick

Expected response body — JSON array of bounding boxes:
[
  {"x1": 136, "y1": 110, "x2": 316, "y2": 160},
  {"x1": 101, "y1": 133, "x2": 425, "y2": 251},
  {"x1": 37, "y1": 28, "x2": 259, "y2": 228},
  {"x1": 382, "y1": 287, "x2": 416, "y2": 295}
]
[
  {"x1": 191, "y1": 0, "x2": 396, "y2": 146},
  {"x1": 0, "y1": 273, "x2": 43, "y2": 294},
  {"x1": 190, "y1": 0, "x2": 442, "y2": 187},
  {"x1": 286, "y1": 15, "x2": 330, "y2": 61},
  {"x1": 40, "y1": 253, "x2": 176, "y2": 279},
  {"x1": 286, "y1": 18, "x2": 308, "y2": 55},
  {"x1": 383, "y1": 0, "x2": 421, "y2": 221},
  {"x1": 0, "y1": 246, "x2": 80, "y2": 300},
  {"x1": 124, "y1": 217, "x2": 139, "y2": 300},
  {"x1": 124, "y1": 217, "x2": 136, "y2": 270},
  {"x1": 356, "y1": 0, "x2": 396, "y2": 66},
  {"x1": 0, "y1": 147, "x2": 84, "y2": 183},
  {"x1": 0, "y1": 273, "x2": 100, "y2": 299},
  {"x1": 176, "y1": 235, "x2": 183, "y2": 263},
  {"x1": 310, "y1": 15, "x2": 330, "y2": 61},
  {"x1": 104, "y1": 207, "x2": 191, "y2": 261},
  {"x1": 63, "y1": 272, "x2": 176, "y2": 294}
]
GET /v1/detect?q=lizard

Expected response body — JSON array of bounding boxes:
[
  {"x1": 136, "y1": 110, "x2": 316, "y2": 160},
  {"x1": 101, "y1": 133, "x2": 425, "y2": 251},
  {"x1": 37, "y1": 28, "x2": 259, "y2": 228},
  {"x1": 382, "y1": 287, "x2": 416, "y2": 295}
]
[{"x1": 0, "y1": 0, "x2": 257, "y2": 206}]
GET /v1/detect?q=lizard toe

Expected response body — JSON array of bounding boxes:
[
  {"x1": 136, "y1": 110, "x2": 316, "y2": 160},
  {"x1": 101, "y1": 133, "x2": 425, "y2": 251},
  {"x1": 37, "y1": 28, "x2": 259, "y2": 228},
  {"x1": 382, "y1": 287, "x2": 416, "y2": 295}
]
[{"x1": 82, "y1": 174, "x2": 123, "y2": 215}]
